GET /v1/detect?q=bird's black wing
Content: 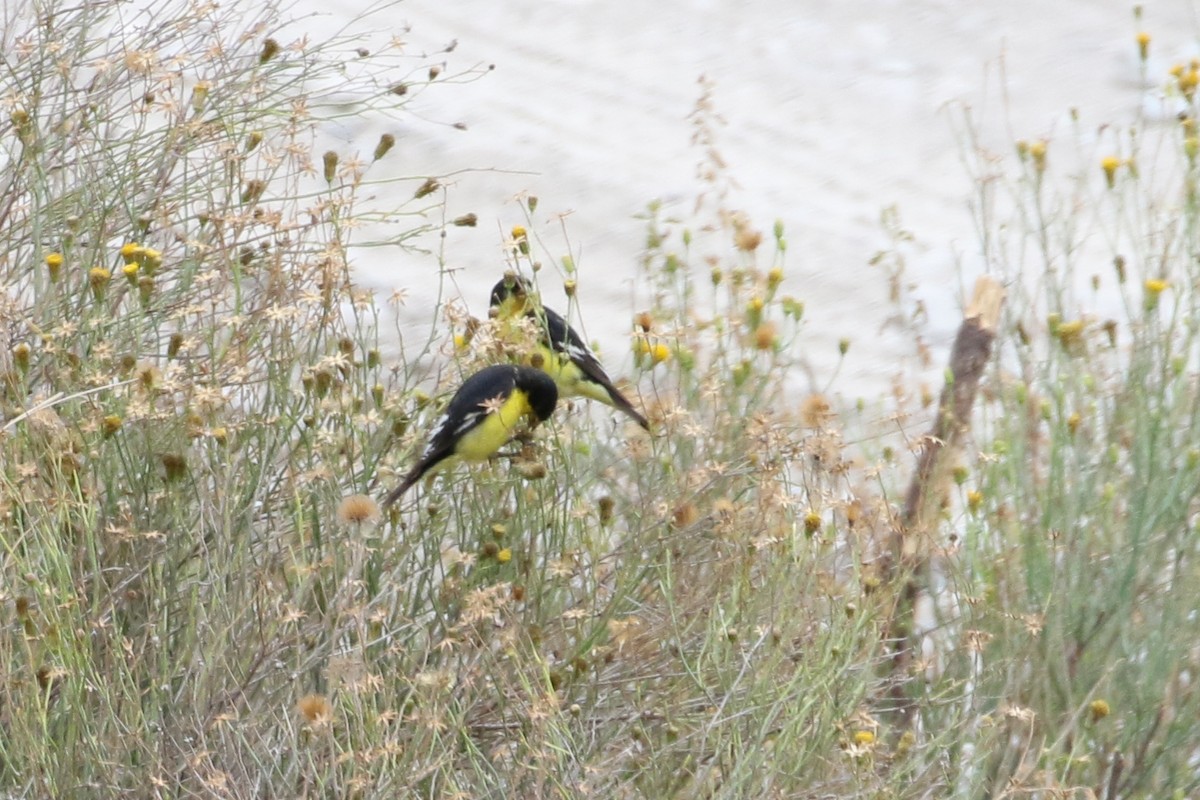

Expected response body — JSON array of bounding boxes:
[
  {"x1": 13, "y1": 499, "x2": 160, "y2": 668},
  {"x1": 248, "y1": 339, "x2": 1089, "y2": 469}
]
[
  {"x1": 383, "y1": 365, "x2": 519, "y2": 505},
  {"x1": 536, "y1": 307, "x2": 650, "y2": 430}
]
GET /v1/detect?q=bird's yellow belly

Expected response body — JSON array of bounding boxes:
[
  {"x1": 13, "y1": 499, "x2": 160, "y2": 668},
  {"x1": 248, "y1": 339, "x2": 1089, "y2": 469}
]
[
  {"x1": 455, "y1": 392, "x2": 532, "y2": 461},
  {"x1": 537, "y1": 345, "x2": 609, "y2": 404}
]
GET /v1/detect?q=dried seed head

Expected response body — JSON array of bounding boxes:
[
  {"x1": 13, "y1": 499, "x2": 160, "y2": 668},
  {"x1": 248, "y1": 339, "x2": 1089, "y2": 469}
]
[
  {"x1": 373, "y1": 133, "x2": 395, "y2": 161},
  {"x1": 598, "y1": 495, "x2": 615, "y2": 525},
  {"x1": 12, "y1": 342, "x2": 30, "y2": 372},
  {"x1": 413, "y1": 178, "x2": 439, "y2": 199},
  {"x1": 260, "y1": 38, "x2": 281, "y2": 63},
  {"x1": 297, "y1": 694, "x2": 333, "y2": 725},
  {"x1": 337, "y1": 494, "x2": 381, "y2": 526},
  {"x1": 160, "y1": 453, "x2": 188, "y2": 482}
]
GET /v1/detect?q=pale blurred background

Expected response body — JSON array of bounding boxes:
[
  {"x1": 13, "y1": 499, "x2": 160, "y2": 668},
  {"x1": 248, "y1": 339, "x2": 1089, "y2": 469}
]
[{"x1": 300, "y1": 0, "x2": 1199, "y2": 403}]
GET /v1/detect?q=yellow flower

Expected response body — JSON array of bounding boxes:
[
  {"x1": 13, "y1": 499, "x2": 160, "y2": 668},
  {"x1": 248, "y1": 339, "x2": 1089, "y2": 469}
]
[
  {"x1": 1054, "y1": 319, "x2": 1085, "y2": 346},
  {"x1": 120, "y1": 242, "x2": 142, "y2": 264},
  {"x1": 1100, "y1": 156, "x2": 1120, "y2": 188},
  {"x1": 45, "y1": 252, "x2": 64, "y2": 281},
  {"x1": 496, "y1": 548, "x2": 512, "y2": 564},
  {"x1": 12, "y1": 342, "x2": 31, "y2": 372},
  {"x1": 803, "y1": 510, "x2": 822, "y2": 536},
  {"x1": 140, "y1": 248, "x2": 163, "y2": 274},
  {"x1": 1181, "y1": 68, "x2": 1199, "y2": 99},
  {"x1": 1136, "y1": 31, "x2": 1150, "y2": 61},
  {"x1": 1089, "y1": 699, "x2": 1110, "y2": 722},
  {"x1": 851, "y1": 730, "x2": 875, "y2": 746},
  {"x1": 122, "y1": 263, "x2": 140, "y2": 284},
  {"x1": 650, "y1": 342, "x2": 670, "y2": 365},
  {"x1": 967, "y1": 490, "x2": 984, "y2": 512},
  {"x1": 1028, "y1": 140, "x2": 1047, "y2": 172},
  {"x1": 101, "y1": 415, "x2": 122, "y2": 438},
  {"x1": 1144, "y1": 278, "x2": 1168, "y2": 311},
  {"x1": 510, "y1": 225, "x2": 527, "y2": 240},
  {"x1": 1067, "y1": 412, "x2": 1081, "y2": 436},
  {"x1": 89, "y1": 267, "x2": 111, "y2": 300}
]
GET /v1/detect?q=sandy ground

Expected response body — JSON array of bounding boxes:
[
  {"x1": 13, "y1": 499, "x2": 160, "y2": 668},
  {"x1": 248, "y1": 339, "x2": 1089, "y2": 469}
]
[{"x1": 301, "y1": 0, "x2": 1199, "y2": 405}]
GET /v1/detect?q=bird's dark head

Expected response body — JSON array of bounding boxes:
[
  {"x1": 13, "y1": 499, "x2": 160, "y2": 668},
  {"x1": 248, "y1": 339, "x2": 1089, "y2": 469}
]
[
  {"x1": 514, "y1": 365, "x2": 559, "y2": 423},
  {"x1": 489, "y1": 273, "x2": 533, "y2": 318}
]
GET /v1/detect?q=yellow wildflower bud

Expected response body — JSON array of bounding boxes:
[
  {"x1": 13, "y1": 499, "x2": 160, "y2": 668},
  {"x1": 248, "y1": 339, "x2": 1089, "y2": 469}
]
[
  {"x1": 120, "y1": 242, "x2": 142, "y2": 264},
  {"x1": 1181, "y1": 68, "x2": 1199, "y2": 99},
  {"x1": 1055, "y1": 319, "x2": 1085, "y2": 347},
  {"x1": 1144, "y1": 278, "x2": 1168, "y2": 311},
  {"x1": 510, "y1": 225, "x2": 527, "y2": 240},
  {"x1": 1090, "y1": 699, "x2": 1110, "y2": 721},
  {"x1": 1136, "y1": 31, "x2": 1150, "y2": 61},
  {"x1": 1100, "y1": 156, "x2": 1119, "y2": 188},
  {"x1": 89, "y1": 267, "x2": 111, "y2": 300},
  {"x1": 496, "y1": 548, "x2": 512, "y2": 564},
  {"x1": 967, "y1": 489, "x2": 983, "y2": 512},
  {"x1": 190, "y1": 81, "x2": 211, "y2": 113},
  {"x1": 122, "y1": 263, "x2": 140, "y2": 284},
  {"x1": 804, "y1": 510, "x2": 821, "y2": 536},
  {"x1": 101, "y1": 414, "x2": 122, "y2": 438},
  {"x1": 1067, "y1": 412, "x2": 1082, "y2": 436},
  {"x1": 140, "y1": 248, "x2": 162, "y2": 274},
  {"x1": 650, "y1": 342, "x2": 670, "y2": 365},
  {"x1": 1028, "y1": 140, "x2": 1047, "y2": 172},
  {"x1": 852, "y1": 731, "x2": 875, "y2": 746},
  {"x1": 138, "y1": 275, "x2": 155, "y2": 307},
  {"x1": 12, "y1": 342, "x2": 31, "y2": 372},
  {"x1": 44, "y1": 252, "x2": 63, "y2": 282}
]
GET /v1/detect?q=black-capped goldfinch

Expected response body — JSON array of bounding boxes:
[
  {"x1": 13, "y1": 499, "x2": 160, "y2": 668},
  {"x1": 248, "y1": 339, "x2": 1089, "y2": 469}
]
[
  {"x1": 489, "y1": 275, "x2": 650, "y2": 430},
  {"x1": 382, "y1": 364, "x2": 558, "y2": 506}
]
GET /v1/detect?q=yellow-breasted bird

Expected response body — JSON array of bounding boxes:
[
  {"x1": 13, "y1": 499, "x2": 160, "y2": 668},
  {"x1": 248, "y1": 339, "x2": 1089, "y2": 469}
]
[
  {"x1": 489, "y1": 275, "x2": 650, "y2": 430},
  {"x1": 382, "y1": 364, "x2": 558, "y2": 506}
]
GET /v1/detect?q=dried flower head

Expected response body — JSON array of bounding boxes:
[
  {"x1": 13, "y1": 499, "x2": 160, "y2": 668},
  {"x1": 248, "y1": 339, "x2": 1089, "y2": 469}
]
[
  {"x1": 297, "y1": 693, "x2": 333, "y2": 725},
  {"x1": 373, "y1": 133, "x2": 395, "y2": 161},
  {"x1": 337, "y1": 494, "x2": 381, "y2": 526}
]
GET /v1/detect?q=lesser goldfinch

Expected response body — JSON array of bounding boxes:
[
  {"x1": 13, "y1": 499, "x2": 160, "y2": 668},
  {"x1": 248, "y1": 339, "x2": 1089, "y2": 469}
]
[
  {"x1": 489, "y1": 275, "x2": 650, "y2": 430},
  {"x1": 382, "y1": 364, "x2": 558, "y2": 506}
]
